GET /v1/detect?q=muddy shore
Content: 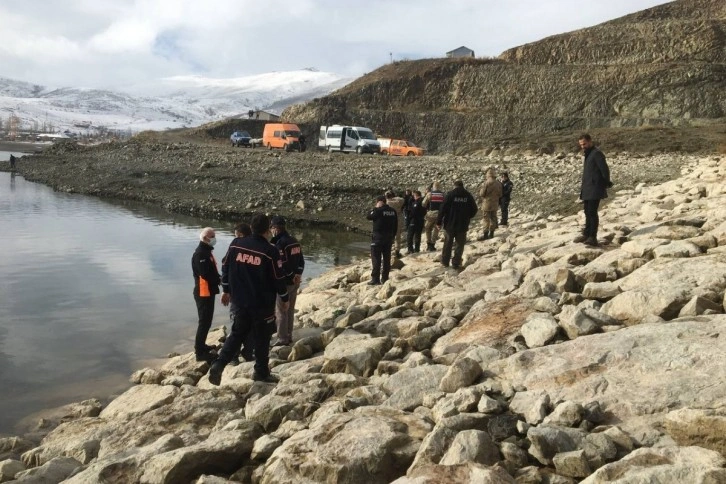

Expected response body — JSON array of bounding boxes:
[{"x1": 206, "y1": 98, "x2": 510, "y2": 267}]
[{"x1": 3, "y1": 139, "x2": 690, "y2": 232}]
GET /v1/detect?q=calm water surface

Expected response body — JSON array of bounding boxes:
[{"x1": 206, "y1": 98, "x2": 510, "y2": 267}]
[{"x1": 0, "y1": 156, "x2": 368, "y2": 435}]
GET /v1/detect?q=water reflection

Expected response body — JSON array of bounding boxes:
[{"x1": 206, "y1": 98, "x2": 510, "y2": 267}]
[{"x1": 0, "y1": 171, "x2": 368, "y2": 435}]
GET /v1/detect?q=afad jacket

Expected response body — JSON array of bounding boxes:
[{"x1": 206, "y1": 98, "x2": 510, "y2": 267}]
[{"x1": 192, "y1": 241, "x2": 221, "y2": 297}]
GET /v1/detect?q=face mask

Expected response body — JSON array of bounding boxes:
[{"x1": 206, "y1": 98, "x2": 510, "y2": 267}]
[{"x1": 207, "y1": 237, "x2": 217, "y2": 247}]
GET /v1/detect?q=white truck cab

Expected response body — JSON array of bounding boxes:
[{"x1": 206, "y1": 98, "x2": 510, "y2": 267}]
[{"x1": 319, "y1": 125, "x2": 381, "y2": 154}]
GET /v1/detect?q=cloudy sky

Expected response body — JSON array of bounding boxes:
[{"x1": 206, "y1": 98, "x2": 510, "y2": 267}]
[{"x1": 1, "y1": 0, "x2": 671, "y2": 90}]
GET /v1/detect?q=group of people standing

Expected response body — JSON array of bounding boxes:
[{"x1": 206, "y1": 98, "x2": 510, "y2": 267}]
[
  {"x1": 189, "y1": 134, "x2": 611, "y2": 384},
  {"x1": 191, "y1": 214, "x2": 304, "y2": 385},
  {"x1": 366, "y1": 133, "x2": 612, "y2": 283},
  {"x1": 367, "y1": 170, "x2": 514, "y2": 283}
]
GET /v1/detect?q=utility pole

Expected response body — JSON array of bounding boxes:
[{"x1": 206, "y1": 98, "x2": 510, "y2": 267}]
[{"x1": 389, "y1": 52, "x2": 393, "y2": 63}]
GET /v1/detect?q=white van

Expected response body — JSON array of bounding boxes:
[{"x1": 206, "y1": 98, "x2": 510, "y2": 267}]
[{"x1": 319, "y1": 125, "x2": 381, "y2": 154}]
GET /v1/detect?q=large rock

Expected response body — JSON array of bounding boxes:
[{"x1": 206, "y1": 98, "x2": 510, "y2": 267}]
[
  {"x1": 382, "y1": 365, "x2": 449, "y2": 410},
  {"x1": 99, "y1": 385, "x2": 179, "y2": 421},
  {"x1": 438, "y1": 430, "x2": 499, "y2": 466},
  {"x1": 439, "y1": 358, "x2": 482, "y2": 393},
  {"x1": 520, "y1": 312, "x2": 560, "y2": 348},
  {"x1": 64, "y1": 434, "x2": 184, "y2": 484},
  {"x1": 0, "y1": 459, "x2": 25, "y2": 482},
  {"x1": 664, "y1": 408, "x2": 726, "y2": 455},
  {"x1": 432, "y1": 296, "x2": 532, "y2": 357},
  {"x1": 580, "y1": 446, "x2": 726, "y2": 483},
  {"x1": 322, "y1": 330, "x2": 392, "y2": 377},
  {"x1": 97, "y1": 387, "x2": 243, "y2": 459},
  {"x1": 391, "y1": 462, "x2": 515, "y2": 483},
  {"x1": 509, "y1": 390, "x2": 550, "y2": 425},
  {"x1": 139, "y1": 422, "x2": 263, "y2": 484},
  {"x1": 601, "y1": 254, "x2": 726, "y2": 323},
  {"x1": 489, "y1": 318, "x2": 726, "y2": 439},
  {"x1": 527, "y1": 425, "x2": 587, "y2": 465},
  {"x1": 260, "y1": 407, "x2": 432, "y2": 484},
  {"x1": 244, "y1": 394, "x2": 297, "y2": 432},
  {"x1": 11, "y1": 456, "x2": 80, "y2": 483}
]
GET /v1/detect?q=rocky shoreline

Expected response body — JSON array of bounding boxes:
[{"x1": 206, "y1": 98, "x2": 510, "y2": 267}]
[
  {"x1": 3, "y1": 139, "x2": 690, "y2": 233},
  {"x1": 1, "y1": 152, "x2": 725, "y2": 483}
]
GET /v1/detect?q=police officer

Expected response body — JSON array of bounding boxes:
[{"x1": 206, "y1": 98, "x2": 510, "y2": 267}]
[
  {"x1": 437, "y1": 180, "x2": 478, "y2": 269},
  {"x1": 406, "y1": 190, "x2": 426, "y2": 254},
  {"x1": 422, "y1": 181, "x2": 444, "y2": 251},
  {"x1": 191, "y1": 227, "x2": 221, "y2": 362},
  {"x1": 367, "y1": 195, "x2": 398, "y2": 285},
  {"x1": 270, "y1": 216, "x2": 305, "y2": 346},
  {"x1": 209, "y1": 214, "x2": 289, "y2": 384}
]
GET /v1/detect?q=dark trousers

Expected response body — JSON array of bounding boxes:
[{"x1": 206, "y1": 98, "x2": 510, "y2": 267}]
[
  {"x1": 500, "y1": 198, "x2": 510, "y2": 224},
  {"x1": 407, "y1": 223, "x2": 423, "y2": 252},
  {"x1": 442, "y1": 230, "x2": 467, "y2": 267},
  {"x1": 583, "y1": 199, "x2": 601, "y2": 238},
  {"x1": 193, "y1": 295, "x2": 215, "y2": 355},
  {"x1": 230, "y1": 303, "x2": 254, "y2": 360},
  {"x1": 370, "y1": 241, "x2": 392, "y2": 283},
  {"x1": 218, "y1": 307, "x2": 273, "y2": 378}
]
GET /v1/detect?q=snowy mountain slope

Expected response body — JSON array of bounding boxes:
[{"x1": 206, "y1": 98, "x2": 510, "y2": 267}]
[{"x1": 0, "y1": 69, "x2": 350, "y2": 135}]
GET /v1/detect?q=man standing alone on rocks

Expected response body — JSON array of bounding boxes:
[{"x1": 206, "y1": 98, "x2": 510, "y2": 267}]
[
  {"x1": 500, "y1": 171, "x2": 513, "y2": 226},
  {"x1": 423, "y1": 181, "x2": 445, "y2": 251},
  {"x1": 367, "y1": 195, "x2": 398, "y2": 285},
  {"x1": 191, "y1": 227, "x2": 221, "y2": 362},
  {"x1": 437, "y1": 180, "x2": 478, "y2": 269},
  {"x1": 9, "y1": 154, "x2": 17, "y2": 170},
  {"x1": 574, "y1": 134, "x2": 612, "y2": 246},
  {"x1": 385, "y1": 190, "x2": 405, "y2": 259},
  {"x1": 209, "y1": 214, "x2": 289, "y2": 384},
  {"x1": 270, "y1": 216, "x2": 304, "y2": 346},
  {"x1": 478, "y1": 168, "x2": 503, "y2": 240}
]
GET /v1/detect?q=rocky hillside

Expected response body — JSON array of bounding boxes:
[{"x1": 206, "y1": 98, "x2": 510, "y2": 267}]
[
  {"x1": 283, "y1": 0, "x2": 726, "y2": 154},
  {"x1": 2, "y1": 154, "x2": 725, "y2": 483}
]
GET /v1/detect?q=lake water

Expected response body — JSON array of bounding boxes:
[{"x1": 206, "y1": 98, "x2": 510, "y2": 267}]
[{"x1": 0, "y1": 154, "x2": 369, "y2": 436}]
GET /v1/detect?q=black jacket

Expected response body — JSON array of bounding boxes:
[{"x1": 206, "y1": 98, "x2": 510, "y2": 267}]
[
  {"x1": 367, "y1": 203, "x2": 398, "y2": 244},
  {"x1": 221, "y1": 234, "x2": 289, "y2": 318},
  {"x1": 192, "y1": 242, "x2": 220, "y2": 297},
  {"x1": 437, "y1": 186, "x2": 478, "y2": 232},
  {"x1": 501, "y1": 179, "x2": 514, "y2": 202},
  {"x1": 580, "y1": 147, "x2": 611, "y2": 200},
  {"x1": 271, "y1": 230, "x2": 305, "y2": 285},
  {"x1": 407, "y1": 198, "x2": 427, "y2": 227}
]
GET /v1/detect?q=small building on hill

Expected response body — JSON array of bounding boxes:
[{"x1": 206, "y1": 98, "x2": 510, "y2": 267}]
[
  {"x1": 248, "y1": 110, "x2": 280, "y2": 121},
  {"x1": 446, "y1": 46, "x2": 475, "y2": 58}
]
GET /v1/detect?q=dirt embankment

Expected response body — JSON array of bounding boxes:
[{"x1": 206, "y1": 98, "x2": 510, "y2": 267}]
[{"x1": 4, "y1": 139, "x2": 692, "y2": 233}]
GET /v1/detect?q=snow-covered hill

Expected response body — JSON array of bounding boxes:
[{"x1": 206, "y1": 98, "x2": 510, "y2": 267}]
[{"x1": 0, "y1": 69, "x2": 350, "y2": 135}]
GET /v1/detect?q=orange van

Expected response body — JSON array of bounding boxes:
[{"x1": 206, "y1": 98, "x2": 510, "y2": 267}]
[{"x1": 262, "y1": 123, "x2": 302, "y2": 152}]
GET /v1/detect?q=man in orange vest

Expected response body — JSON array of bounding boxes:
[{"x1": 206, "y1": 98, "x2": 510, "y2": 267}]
[{"x1": 192, "y1": 227, "x2": 221, "y2": 362}]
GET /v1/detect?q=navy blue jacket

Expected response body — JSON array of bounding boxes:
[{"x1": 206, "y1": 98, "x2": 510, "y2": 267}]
[
  {"x1": 192, "y1": 242, "x2": 220, "y2": 297},
  {"x1": 437, "y1": 186, "x2": 478, "y2": 232},
  {"x1": 271, "y1": 230, "x2": 305, "y2": 285},
  {"x1": 367, "y1": 203, "x2": 398, "y2": 244},
  {"x1": 221, "y1": 234, "x2": 289, "y2": 318},
  {"x1": 580, "y1": 147, "x2": 611, "y2": 200}
]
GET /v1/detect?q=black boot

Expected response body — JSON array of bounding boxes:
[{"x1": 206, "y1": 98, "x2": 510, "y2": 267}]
[
  {"x1": 427, "y1": 243, "x2": 435, "y2": 252},
  {"x1": 208, "y1": 360, "x2": 225, "y2": 386},
  {"x1": 489, "y1": 230, "x2": 495, "y2": 239}
]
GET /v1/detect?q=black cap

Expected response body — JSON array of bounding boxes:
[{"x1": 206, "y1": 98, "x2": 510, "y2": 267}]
[
  {"x1": 376, "y1": 195, "x2": 386, "y2": 203},
  {"x1": 270, "y1": 216, "x2": 286, "y2": 227}
]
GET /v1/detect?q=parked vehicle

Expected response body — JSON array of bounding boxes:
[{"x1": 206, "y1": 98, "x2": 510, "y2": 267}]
[
  {"x1": 379, "y1": 138, "x2": 425, "y2": 156},
  {"x1": 230, "y1": 131, "x2": 252, "y2": 147},
  {"x1": 262, "y1": 123, "x2": 302, "y2": 151},
  {"x1": 318, "y1": 125, "x2": 381, "y2": 154}
]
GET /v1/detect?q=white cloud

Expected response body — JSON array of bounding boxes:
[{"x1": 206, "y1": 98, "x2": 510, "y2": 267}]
[{"x1": 0, "y1": 0, "x2": 672, "y2": 89}]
